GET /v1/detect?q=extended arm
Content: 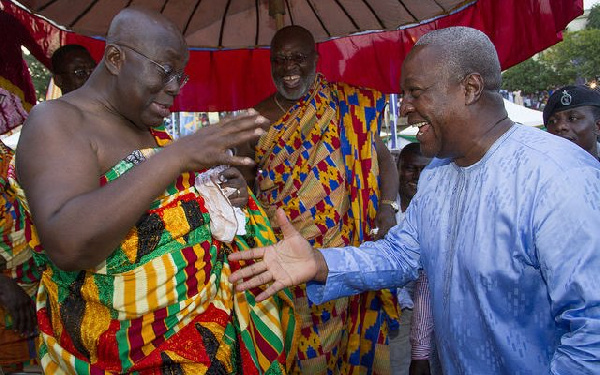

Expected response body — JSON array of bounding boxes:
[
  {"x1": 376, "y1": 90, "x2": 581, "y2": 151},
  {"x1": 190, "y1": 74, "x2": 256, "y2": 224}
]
[
  {"x1": 229, "y1": 206, "x2": 421, "y2": 303},
  {"x1": 17, "y1": 103, "x2": 266, "y2": 271}
]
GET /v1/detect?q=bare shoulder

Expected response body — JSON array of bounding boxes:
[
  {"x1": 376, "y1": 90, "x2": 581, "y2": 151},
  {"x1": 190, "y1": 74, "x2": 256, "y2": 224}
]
[
  {"x1": 16, "y1": 98, "x2": 98, "y2": 184},
  {"x1": 20, "y1": 99, "x2": 85, "y2": 146}
]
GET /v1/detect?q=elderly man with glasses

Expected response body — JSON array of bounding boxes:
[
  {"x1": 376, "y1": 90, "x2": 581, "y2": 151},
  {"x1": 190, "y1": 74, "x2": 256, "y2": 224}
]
[{"x1": 16, "y1": 7, "x2": 298, "y2": 374}]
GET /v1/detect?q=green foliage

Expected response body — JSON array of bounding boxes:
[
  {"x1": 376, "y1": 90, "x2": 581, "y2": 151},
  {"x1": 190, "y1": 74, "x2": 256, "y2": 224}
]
[
  {"x1": 23, "y1": 52, "x2": 51, "y2": 103},
  {"x1": 541, "y1": 29, "x2": 600, "y2": 84},
  {"x1": 501, "y1": 58, "x2": 558, "y2": 94},
  {"x1": 502, "y1": 29, "x2": 600, "y2": 93},
  {"x1": 587, "y1": 4, "x2": 600, "y2": 30}
]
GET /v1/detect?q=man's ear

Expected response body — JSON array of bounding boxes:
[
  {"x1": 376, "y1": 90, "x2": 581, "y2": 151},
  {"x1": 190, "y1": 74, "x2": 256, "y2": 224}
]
[
  {"x1": 104, "y1": 44, "x2": 123, "y2": 75},
  {"x1": 463, "y1": 73, "x2": 484, "y2": 105}
]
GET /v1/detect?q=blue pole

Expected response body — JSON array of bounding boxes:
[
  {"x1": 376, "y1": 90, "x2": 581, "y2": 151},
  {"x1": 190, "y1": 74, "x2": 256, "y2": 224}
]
[{"x1": 389, "y1": 93, "x2": 398, "y2": 149}]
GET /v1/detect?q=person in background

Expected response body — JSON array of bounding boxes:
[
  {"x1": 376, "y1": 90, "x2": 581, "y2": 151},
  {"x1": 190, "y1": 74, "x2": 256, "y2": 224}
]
[
  {"x1": 17, "y1": 7, "x2": 297, "y2": 373},
  {"x1": 0, "y1": 19, "x2": 42, "y2": 365},
  {"x1": 229, "y1": 26, "x2": 600, "y2": 374},
  {"x1": 388, "y1": 143, "x2": 439, "y2": 375},
  {"x1": 0, "y1": 139, "x2": 39, "y2": 373},
  {"x1": 543, "y1": 85, "x2": 600, "y2": 160},
  {"x1": 237, "y1": 25, "x2": 400, "y2": 374},
  {"x1": 0, "y1": 10, "x2": 50, "y2": 133},
  {"x1": 51, "y1": 44, "x2": 97, "y2": 95}
]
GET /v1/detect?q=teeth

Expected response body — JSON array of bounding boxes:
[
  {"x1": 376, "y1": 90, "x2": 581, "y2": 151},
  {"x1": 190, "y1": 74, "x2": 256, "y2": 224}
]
[
  {"x1": 412, "y1": 121, "x2": 429, "y2": 128},
  {"x1": 283, "y1": 75, "x2": 299, "y2": 81}
]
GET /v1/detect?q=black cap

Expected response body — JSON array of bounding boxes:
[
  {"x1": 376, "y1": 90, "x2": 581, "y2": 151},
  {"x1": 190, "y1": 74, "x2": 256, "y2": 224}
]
[{"x1": 543, "y1": 85, "x2": 600, "y2": 125}]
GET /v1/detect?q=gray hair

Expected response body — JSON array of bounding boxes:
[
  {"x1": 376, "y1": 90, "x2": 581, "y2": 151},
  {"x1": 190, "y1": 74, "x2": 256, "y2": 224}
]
[{"x1": 415, "y1": 26, "x2": 502, "y2": 91}]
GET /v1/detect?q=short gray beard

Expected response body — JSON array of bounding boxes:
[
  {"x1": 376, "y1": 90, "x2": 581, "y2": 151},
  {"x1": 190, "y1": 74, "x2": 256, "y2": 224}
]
[{"x1": 275, "y1": 72, "x2": 317, "y2": 101}]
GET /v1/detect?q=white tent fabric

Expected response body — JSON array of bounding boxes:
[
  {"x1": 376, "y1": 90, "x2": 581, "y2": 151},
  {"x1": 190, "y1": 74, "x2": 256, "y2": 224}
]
[
  {"x1": 399, "y1": 99, "x2": 543, "y2": 137},
  {"x1": 502, "y1": 99, "x2": 544, "y2": 127}
]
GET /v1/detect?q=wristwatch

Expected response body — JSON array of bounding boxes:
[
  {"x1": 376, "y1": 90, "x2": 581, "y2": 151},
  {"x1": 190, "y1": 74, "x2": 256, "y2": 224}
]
[{"x1": 381, "y1": 199, "x2": 399, "y2": 213}]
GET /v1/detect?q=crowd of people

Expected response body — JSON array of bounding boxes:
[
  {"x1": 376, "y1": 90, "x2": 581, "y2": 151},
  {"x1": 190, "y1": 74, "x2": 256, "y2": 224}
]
[
  {"x1": 1, "y1": 5, "x2": 599, "y2": 375},
  {"x1": 500, "y1": 89, "x2": 552, "y2": 110}
]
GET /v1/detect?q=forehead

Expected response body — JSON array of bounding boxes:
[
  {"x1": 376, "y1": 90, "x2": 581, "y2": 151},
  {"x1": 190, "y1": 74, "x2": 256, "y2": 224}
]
[
  {"x1": 139, "y1": 38, "x2": 189, "y2": 65},
  {"x1": 272, "y1": 33, "x2": 314, "y2": 54},
  {"x1": 63, "y1": 50, "x2": 95, "y2": 65},
  {"x1": 401, "y1": 45, "x2": 444, "y2": 85}
]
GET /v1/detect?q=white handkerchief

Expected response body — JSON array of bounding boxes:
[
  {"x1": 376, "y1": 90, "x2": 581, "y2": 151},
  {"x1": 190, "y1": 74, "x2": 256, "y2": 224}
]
[{"x1": 195, "y1": 167, "x2": 246, "y2": 243}]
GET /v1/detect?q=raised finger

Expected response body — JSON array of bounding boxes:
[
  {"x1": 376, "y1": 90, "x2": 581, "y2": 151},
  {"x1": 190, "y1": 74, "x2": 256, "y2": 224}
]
[
  {"x1": 255, "y1": 281, "x2": 286, "y2": 302},
  {"x1": 228, "y1": 246, "x2": 266, "y2": 262},
  {"x1": 235, "y1": 270, "x2": 272, "y2": 292},
  {"x1": 276, "y1": 208, "x2": 299, "y2": 239},
  {"x1": 198, "y1": 117, "x2": 266, "y2": 152},
  {"x1": 221, "y1": 112, "x2": 269, "y2": 134},
  {"x1": 229, "y1": 259, "x2": 268, "y2": 283},
  {"x1": 223, "y1": 155, "x2": 255, "y2": 167}
]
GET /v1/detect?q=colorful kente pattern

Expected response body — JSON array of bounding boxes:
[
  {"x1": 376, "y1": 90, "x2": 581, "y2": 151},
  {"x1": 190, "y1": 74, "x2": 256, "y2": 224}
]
[
  {"x1": 0, "y1": 140, "x2": 39, "y2": 367},
  {"x1": 0, "y1": 141, "x2": 39, "y2": 295},
  {"x1": 26, "y1": 126, "x2": 298, "y2": 374},
  {"x1": 255, "y1": 74, "x2": 400, "y2": 374}
]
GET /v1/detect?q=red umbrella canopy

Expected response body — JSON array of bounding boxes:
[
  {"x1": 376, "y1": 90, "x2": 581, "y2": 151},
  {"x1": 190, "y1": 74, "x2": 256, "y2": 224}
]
[
  {"x1": 12, "y1": 0, "x2": 479, "y2": 48},
  {"x1": 1, "y1": 0, "x2": 584, "y2": 112}
]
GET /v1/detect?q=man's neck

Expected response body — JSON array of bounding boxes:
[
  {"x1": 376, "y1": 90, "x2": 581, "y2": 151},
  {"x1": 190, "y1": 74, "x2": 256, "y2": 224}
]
[{"x1": 454, "y1": 114, "x2": 512, "y2": 167}]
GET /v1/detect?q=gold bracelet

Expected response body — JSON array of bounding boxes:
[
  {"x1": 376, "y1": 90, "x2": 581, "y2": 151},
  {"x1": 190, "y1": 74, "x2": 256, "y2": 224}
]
[{"x1": 380, "y1": 199, "x2": 399, "y2": 212}]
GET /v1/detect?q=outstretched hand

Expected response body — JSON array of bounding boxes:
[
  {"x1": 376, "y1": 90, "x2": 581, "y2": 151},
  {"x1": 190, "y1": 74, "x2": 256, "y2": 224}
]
[{"x1": 228, "y1": 208, "x2": 326, "y2": 301}]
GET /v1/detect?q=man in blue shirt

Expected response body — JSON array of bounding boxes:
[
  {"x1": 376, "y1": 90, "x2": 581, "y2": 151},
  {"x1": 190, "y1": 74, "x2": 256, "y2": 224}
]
[{"x1": 229, "y1": 26, "x2": 600, "y2": 374}]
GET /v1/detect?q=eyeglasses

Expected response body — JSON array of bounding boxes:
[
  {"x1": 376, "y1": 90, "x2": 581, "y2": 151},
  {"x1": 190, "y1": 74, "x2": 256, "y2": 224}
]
[
  {"x1": 270, "y1": 52, "x2": 312, "y2": 65},
  {"x1": 116, "y1": 44, "x2": 189, "y2": 88}
]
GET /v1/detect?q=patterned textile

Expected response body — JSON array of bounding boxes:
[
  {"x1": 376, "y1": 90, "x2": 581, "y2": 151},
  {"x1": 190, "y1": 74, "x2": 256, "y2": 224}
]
[
  {"x1": 255, "y1": 74, "x2": 399, "y2": 374},
  {"x1": 26, "y1": 126, "x2": 298, "y2": 374},
  {"x1": 0, "y1": 140, "x2": 39, "y2": 367},
  {"x1": 0, "y1": 87, "x2": 28, "y2": 135}
]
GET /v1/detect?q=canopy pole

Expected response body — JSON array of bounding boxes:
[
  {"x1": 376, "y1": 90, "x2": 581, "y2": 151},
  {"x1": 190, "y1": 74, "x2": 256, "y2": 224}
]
[{"x1": 269, "y1": 0, "x2": 286, "y2": 30}]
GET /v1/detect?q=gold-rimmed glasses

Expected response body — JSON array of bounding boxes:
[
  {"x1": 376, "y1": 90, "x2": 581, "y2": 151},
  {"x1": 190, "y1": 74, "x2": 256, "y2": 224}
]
[{"x1": 115, "y1": 44, "x2": 189, "y2": 88}]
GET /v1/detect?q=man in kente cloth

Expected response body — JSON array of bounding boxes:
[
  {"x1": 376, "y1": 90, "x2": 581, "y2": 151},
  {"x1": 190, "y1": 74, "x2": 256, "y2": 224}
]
[
  {"x1": 16, "y1": 7, "x2": 297, "y2": 374},
  {"x1": 238, "y1": 25, "x2": 400, "y2": 374}
]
